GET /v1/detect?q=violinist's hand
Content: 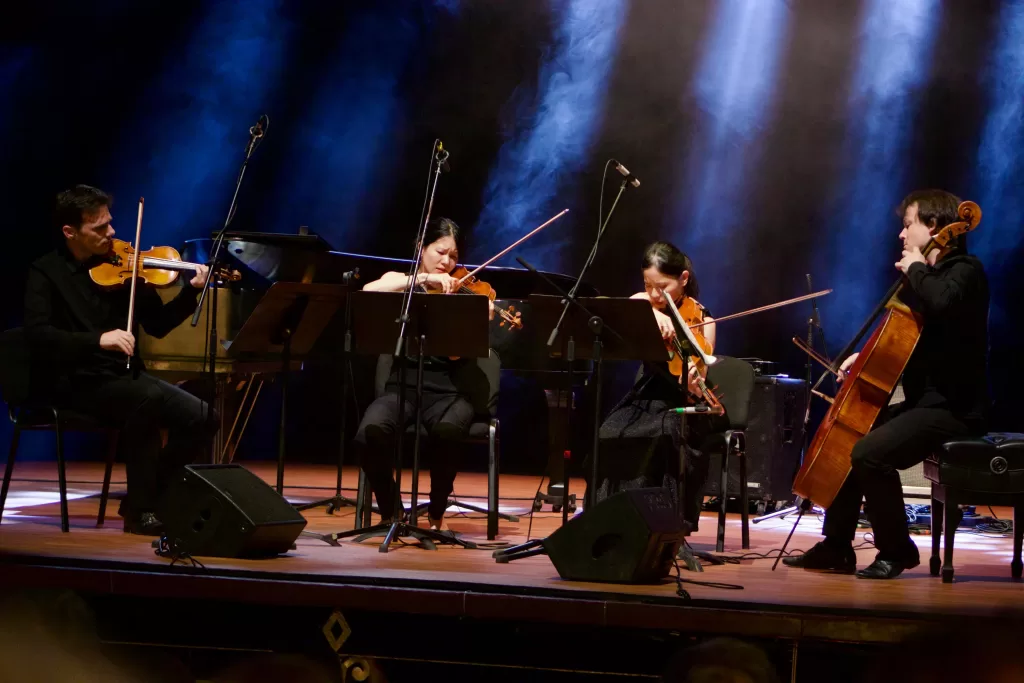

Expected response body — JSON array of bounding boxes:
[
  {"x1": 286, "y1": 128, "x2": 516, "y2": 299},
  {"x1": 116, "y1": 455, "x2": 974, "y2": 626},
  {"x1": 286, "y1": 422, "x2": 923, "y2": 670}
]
[
  {"x1": 488, "y1": 299, "x2": 495, "y2": 321},
  {"x1": 419, "y1": 272, "x2": 457, "y2": 294},
  {"x1": 653, "y1": 309, "x2": 676, "y2": 341},
  {"x1": 189, "y1": 263, "x2": 210, "y2": 289},
  {"x1": 686, "y1": 365, "x2": 704, "y2": 398},
  {"x1": 895, "y1": 246, "x2": 926, "y2": 274},
  {"x1": 836, "y1": 352, "x2": 859, "y2": 384},
  {"x1": 100, "y1": 329, "x2": 135, "y2": 357}
]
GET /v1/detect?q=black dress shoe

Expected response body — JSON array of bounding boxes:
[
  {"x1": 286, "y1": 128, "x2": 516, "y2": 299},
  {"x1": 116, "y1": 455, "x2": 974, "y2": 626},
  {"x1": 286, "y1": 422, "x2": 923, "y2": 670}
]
[
  {"x1": 856, "y1": 546, "x2": 920, "y2": 580},
  {"x1": 782, "y1": 541, "x2": 857, "y2": 572},
  {"x1": 123, "y1": 511, "x2": 165, "y2": 536}
]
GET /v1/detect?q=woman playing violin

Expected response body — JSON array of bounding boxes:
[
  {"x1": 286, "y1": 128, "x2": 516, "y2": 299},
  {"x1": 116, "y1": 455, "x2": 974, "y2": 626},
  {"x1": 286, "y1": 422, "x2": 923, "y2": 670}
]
[
  {"x1": 594, "y1": 241, "x2": 719, "y2": 532},
  {"x1": 355, "y1": 217, "x2": 497, "y2": 531}
]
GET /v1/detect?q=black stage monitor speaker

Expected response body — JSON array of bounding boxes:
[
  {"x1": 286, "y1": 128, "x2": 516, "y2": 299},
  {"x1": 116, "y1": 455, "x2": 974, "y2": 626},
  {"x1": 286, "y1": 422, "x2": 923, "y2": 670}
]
[
  {"x1": 158, "y1": 464, "x2": 307, "y2": 558},
  {"x1": 542, "y1": 488, "x2": 684, "y2": 583},
  {"x1": 704, "y1": 375, "x2": 806, "y2": 504}
]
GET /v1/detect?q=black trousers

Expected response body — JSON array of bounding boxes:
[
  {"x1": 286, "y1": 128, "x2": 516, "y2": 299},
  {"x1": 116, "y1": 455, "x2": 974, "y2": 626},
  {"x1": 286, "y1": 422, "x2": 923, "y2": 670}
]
[
  {"x1": 70, "y1": 372, "x2": 218, "y2": 514},
  {"x1": 822, "y1": 404, "x2": 970, "y2": 558},
  {"x1": 355, "y1": 390, "x2": 475, "y2": 520}
]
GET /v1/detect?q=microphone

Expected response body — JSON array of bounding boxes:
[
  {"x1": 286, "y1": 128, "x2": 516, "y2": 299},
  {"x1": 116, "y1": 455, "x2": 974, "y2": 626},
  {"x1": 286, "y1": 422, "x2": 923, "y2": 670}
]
[
  {"x1": 807, "y1": 273, "x2": 820, "y2": 327},
  {"x1": 612, "y1": 159, "x2": 640, "y2": 188},
  {"x1": 249, "y1": 114, "x2": 268, "y2": 139},
  {"x1": 436, "y1": 141, "x2": 450, "y2": 172}
]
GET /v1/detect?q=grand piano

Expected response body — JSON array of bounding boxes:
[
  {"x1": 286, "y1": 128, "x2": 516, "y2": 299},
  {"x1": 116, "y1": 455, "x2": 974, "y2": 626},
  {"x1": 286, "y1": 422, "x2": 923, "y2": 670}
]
[{"x1": 139, "y1": 230, "x2": 598, "y2": 503}]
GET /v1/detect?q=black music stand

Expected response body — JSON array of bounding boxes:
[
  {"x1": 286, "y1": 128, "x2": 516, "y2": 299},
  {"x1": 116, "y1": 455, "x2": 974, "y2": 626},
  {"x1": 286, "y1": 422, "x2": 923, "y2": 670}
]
[
  {"x1": 528, "y1": 295, "x2": 667, "y2": 508},
  {"x1": 318, "y1": 291, "x2": 490, "y2": 552},
  {"x1": 294, "y1": 270, "x2": 362, "y2": 514},
  {"x1": 225, "y1": 282, "x2": 346, "y2": 496}
]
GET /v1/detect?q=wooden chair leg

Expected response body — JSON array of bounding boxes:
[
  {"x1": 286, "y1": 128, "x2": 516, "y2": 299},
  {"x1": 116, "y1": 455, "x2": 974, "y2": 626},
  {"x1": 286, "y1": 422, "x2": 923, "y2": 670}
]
[
  {"x1": 738, "y1": 440, "x2": 749, "y2": 550},
  {"x1": 97, "y1": 431, "x2": 118, "y2": 527},
  {"x1": 487, "y1": 420, "x2": 499, "y2": 541},
  {"x1": 1012, "y1": 502, "x2": 1023, "y2": 580},
  {"x1": 930, "y1": 487, "x2": 943, "y2": 577},
  {"x1": 941, "y1": 490, "x2": 957, "y2": 583},
  {"x1": 716, "y1": 435, "x2": 730, "y2": 553},
  {"x1": 53, "y1": 409, "x2": 70, "y2": 533},
  {"x1": 1, "y1": 417, "x2": 22, "y2": 525}
]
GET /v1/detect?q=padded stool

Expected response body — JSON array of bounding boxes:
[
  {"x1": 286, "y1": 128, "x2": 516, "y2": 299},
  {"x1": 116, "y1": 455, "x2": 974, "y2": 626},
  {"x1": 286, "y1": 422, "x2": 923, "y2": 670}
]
[{"x1": 923, "y1": 432, "x2": 1024, "y2": 583}]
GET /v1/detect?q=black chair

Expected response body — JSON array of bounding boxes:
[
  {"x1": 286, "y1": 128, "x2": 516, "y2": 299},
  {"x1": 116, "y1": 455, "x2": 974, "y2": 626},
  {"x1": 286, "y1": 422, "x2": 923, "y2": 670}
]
[
  {"x1": 923, "y1": 432, "x2": 1024, "y2": 583},
  {"x1": 0, "y1": 328, "x2": 118, "y2": 532},
  {"x1": 356, "y1": 351, "x2": 517, "y2": 540},
  {"x1": 702, "y1": 356, "x2": 756, "y2": 552}
]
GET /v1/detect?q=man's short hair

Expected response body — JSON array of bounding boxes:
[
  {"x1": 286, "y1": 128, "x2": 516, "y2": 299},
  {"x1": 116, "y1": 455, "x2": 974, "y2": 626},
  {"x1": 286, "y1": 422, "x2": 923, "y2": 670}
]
[
  {"x1": 54, "y1": 185, "x2": 112, "y2": 231},
  {"x1": 896, "y1": 189, "x2": 965, "y2": 251}
]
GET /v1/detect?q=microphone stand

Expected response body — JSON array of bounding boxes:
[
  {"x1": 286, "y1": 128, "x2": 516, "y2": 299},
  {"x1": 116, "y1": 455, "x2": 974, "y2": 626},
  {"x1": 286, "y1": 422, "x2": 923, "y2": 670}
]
[
  {"x1": 752, "y1": 275, "x2": 831, "y2": 562},
  {"x1": 541, "y1": 172, "x2": 631, "y2": 524},
  {"x1": 190, "y1": 116, "x2": 266, "y2": 459},
  {"x1": 326, "y1": 141, "x2": 469, "y2": 552}
]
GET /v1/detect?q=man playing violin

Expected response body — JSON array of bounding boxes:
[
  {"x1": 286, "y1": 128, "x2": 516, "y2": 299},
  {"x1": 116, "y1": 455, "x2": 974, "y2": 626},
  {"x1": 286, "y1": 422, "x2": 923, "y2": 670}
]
[
  {"x1": 24, "y1": 185, "x2": 218, "y2": 535},
  {"x1": 785, "y1": 189, "x2": 989, "y2": 579},
  {"x1": 595, "y1": 241, "x2": 719, "y2": 532},
  {"x1": 355, "y1": 217, "x2": 496, "y2": 531}
]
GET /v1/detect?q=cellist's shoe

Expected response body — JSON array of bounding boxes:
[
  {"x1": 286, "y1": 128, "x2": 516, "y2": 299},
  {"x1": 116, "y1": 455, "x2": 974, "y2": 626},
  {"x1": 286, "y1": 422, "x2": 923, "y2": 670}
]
[
  {"x1": 856, "y1": 545, "x2": 920, "y2": 580},
  {"x1": 782, "y1": 540, "x2": 856, "y2": 572}
]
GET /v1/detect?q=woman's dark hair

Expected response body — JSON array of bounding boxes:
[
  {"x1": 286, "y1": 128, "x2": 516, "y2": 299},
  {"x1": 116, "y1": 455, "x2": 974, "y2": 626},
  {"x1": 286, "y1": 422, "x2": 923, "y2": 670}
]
[
  {"x1": 642, "y1": 241, "x2": 699, "y2": 298},
  {"x1": 418, "y1": 217, "x2": 462, "y2": 256},
  {"x1": 54, "y1": 185, "x2": 112, "y2": 231},
  {"x1": 896, "y1": 189, "x2": 966, "y2": 251}
]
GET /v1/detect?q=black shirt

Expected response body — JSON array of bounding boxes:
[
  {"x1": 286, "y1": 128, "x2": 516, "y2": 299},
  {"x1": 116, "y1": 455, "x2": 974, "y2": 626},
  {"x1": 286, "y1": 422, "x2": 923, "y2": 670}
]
[
  {"x1": 900, "y1": 251, "x2": 989, "y2": 428},
  {"x1": 24, "y1": 246, "x2": 201, "y2": 378}
]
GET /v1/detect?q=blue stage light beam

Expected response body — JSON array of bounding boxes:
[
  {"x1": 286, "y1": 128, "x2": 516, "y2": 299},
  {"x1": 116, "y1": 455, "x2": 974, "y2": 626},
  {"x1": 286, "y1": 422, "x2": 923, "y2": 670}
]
[
  {"x1": 818, "y1": 0, "x2": 940, "y2": 345},
  {"x1": 672, "y1": 0, "x2": 790, "y2": 254},
  {"x1": 105, "y1": 0, "x2": 291, "y2": 247},
  {"x1": 473, "y1": 0, "x2": 626, "y2": 269},
  {"x1": 972, "y1": 0, "x2": 1024, "y2": 322},
  {"x1": 269, "y1": 6, "x2": 432, "y2": 250}
]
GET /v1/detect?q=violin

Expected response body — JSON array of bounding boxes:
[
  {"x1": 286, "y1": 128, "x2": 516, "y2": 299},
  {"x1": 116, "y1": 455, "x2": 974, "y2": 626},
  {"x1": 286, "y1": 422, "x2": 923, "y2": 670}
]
[
  {"x1": 658, "y1": 291, "x2": 723, "y2": 412},
  {"x1": 428, "y1": 266, "x2": 522, "y2": 330},
  {"x1": 418, "y1": 208, "x2": 571, "y2": 332},
  {"x1": 89, "y1": 238, "x2": 240, "y2": 289}
]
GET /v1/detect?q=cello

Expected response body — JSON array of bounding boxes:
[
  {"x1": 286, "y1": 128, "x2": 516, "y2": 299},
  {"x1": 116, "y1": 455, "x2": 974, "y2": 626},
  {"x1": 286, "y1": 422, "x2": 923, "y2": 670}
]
[{"x1": 791, "y1": 201, "x2": 982, "y2": 509}]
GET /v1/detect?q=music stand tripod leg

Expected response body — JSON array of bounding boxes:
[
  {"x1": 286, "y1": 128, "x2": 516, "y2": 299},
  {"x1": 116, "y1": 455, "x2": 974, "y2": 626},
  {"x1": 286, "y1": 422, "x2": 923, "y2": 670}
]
[{"x1": 294, "y1": 300, "x2": 359, "y2": 513}]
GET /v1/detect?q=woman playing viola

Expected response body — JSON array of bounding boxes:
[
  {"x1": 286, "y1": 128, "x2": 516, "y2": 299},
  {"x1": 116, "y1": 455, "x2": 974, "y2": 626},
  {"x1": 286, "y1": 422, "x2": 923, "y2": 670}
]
[
  {"x1": 355, "y1": 218, "x2": 497, "y2": 531},
  {"x1": 594, "y1": 241, "x2": 719, "y2": 532}
]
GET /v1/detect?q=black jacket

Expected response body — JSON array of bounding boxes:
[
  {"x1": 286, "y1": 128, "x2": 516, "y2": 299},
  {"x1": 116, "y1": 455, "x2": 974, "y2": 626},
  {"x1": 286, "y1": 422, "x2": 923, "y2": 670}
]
[
  {"x1": 24, "y1": 247, "x2": 200, "y2": 378},
  {"x1": 901, "y1": 251, "x2": 989, "y2": 429}
]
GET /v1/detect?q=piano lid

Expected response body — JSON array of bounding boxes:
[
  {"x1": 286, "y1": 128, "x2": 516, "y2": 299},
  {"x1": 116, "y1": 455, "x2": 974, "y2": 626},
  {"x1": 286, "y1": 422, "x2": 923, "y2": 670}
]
[{"x1": 183, "y1": 236, "x2": 598, "y2": 298}]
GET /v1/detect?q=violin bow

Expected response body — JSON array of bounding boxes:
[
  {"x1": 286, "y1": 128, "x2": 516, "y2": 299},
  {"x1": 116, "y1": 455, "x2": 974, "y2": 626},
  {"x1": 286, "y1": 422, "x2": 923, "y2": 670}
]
[
  {"x1": 687, "y1": 289, "x2": 833, "y2": 329},
  {"x1": 454, "y1": 209, "x2": 569, "y2": 285},
  {"x1": 124, "y1": 197, "x2": 144, "y2": 370}
]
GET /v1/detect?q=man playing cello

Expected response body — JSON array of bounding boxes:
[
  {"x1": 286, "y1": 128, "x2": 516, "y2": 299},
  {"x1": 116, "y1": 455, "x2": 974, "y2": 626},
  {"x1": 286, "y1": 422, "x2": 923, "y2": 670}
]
[
  {"x1": 784, "y1": 189, "x2": 990, "y2": 579},
  {"x1": 24, "y1": 185, "x2": 218, "y2": 535}
]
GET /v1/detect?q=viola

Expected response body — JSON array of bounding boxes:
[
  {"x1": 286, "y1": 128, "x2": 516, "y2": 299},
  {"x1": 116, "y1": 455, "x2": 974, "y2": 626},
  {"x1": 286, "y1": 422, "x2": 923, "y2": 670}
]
[
  {"x1": 89, "y1": 238, "x2": 240, "y2": 289},
  {"x1": 791, "y1": 201, "x2": 983, "y2": 509},
  {"x1": 658, "y1": 291, "x2": 723, "y2": 412}
]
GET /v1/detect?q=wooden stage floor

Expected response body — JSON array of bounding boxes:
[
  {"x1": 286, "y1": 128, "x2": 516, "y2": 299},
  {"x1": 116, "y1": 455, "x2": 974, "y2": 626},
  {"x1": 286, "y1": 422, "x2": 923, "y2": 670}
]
[{"x1": 2, "y1": 461, "x2": 1022, "y2": 647}]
